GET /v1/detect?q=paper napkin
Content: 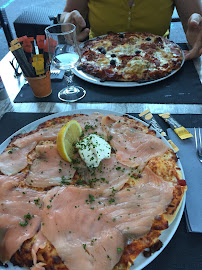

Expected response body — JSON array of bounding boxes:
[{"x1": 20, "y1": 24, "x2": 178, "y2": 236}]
[{"x1": 168, "y1": 128, "x2": 202, "y2": 233}]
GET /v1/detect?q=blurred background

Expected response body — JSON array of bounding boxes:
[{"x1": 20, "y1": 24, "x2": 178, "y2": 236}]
[
  {"x1": 0, "y1": 0, "x2": 65, "y2": 60},
  {"x1": 0, "y1": 0, "x2": 186, "y2": 61}
]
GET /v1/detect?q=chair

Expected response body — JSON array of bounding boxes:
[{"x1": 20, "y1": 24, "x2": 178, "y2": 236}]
[
  {"x1": 13, "y1": 7, "x2": 60, "y2": 39},
  {"x1": 0, "y1": 8, "x2": 14, "y2": 47},
  {"x1": 169, "y1": 7, "x2": 187, "y2": 43}
]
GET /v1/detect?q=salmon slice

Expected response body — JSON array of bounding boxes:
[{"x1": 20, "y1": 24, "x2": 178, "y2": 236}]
[
  {"x1": 41, "y1": 166, "x2": 173, "y2": 270},
  {"x1": 0, "y1": 164, "x2": 173, "y2": 266},
  {"x1": 26, "y1": 144, "x2": 76, "y2": 188},
  {"x1": 0, "y1": 175, "x2": 46, "y2": 262},
  {"x1": 0, "y1": 142, "x2": 36, "y2": 175},
  {"x1": 13, "y1": 113, "x2": 104, "y2": 149},
  {"x1": 75, "y1": 153, "x2": 131, "y2": 195},
  {"x1": 73, "y1": 112, "x2": 106, "y2": 138},
  {"x1": 41, "y1": 186, "x2": 124, "y2": 270},
  {"x1": 13, "y1": 125, "x2": 63, "y2": 148},
  {"x1": 98, "y1": 166, "x2": 174, "y2": 238},
  {"x1": 102, "y1": 115, "x2": 169, "y2": 168}
]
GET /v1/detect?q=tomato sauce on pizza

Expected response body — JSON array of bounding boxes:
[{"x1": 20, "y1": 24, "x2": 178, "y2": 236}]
[{"x1": 79, "y1": 32, "x2": 184, "y2": 82}]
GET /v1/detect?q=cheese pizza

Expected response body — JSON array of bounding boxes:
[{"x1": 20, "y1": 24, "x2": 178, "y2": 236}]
[
  {"x1": 78, "y1": 32, "x2": 184, "y2": 82},
  {"x1": 0, "y1": 112, "x2": 187, "y2": 270}
]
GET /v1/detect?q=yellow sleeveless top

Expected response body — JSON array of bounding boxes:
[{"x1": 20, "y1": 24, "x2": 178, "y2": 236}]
[{"x1": 88, "y1": 0, "x2": 174, "y2": 39}]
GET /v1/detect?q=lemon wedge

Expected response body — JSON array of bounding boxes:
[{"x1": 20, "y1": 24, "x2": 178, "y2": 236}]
[{"x1": 56, "y1": 120, "x2": 82, "y2": 162}]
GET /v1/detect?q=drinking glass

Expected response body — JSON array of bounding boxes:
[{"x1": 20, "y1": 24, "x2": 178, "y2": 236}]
[{"x1": 45, "y1": 23, "x2": 86, "y2": 102}]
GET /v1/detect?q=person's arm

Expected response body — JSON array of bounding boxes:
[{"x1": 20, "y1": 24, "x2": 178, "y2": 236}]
[
  {"x1": 175, "y1": 0, "x2": 202, "y2": 60},
  {"x1": 60, "y1": 0, "x2": 89, "y2": 41}
]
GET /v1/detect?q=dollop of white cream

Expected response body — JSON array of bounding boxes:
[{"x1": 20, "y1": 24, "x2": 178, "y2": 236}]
[{"x1": 76, "y1": 134, "x2": 111, "y2": 167}]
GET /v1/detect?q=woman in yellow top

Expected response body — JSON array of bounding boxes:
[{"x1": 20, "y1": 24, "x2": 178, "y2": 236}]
[{"x1": 60, "y1": 0, "x2": 202, "y2": 60}]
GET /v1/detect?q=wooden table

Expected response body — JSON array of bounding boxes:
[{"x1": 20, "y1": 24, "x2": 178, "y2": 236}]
[{"x1": 0, "y1": 51, "x2": 201, "y2": 119}]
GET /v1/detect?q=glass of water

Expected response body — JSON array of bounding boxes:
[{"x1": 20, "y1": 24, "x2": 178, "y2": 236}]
[{"x1": 45, "y1": 23, "x2": 86, "y2": 102}]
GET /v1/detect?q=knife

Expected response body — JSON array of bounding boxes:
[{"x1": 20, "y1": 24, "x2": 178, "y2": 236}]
[{"x1": 139, "y1": 109, "x2": 179, "y2": 152}]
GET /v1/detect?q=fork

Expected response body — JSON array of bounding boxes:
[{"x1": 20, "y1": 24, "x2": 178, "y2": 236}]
[{"x1": 194, "y1": 128, "x2": 202, "y2": 163}]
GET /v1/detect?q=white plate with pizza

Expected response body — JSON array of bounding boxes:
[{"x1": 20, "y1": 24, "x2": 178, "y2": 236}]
[
  {"x1": 74, "y1": 32, "x2": 185, "y2": 87},
  {"x1": 0, "y1": 109, "x2": 186, "y2": 270}
]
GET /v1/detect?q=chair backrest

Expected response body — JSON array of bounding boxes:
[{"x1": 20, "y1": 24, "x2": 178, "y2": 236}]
[
  {"x1": 13, "y1": 7, "x2": 60, "y2": 39},
  {"x1": 0, "y1": 8, "x2": 14, "y2": 47}
]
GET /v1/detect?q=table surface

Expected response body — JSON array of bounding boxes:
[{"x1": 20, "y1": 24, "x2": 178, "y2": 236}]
[{"x1": 0, "y1": 51, "x2": 201, "y2": 119}]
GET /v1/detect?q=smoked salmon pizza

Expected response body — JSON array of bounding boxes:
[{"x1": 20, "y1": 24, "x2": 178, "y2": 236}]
[{"x1": 0, "y1": 111, "x2": 187, "y2": 270}]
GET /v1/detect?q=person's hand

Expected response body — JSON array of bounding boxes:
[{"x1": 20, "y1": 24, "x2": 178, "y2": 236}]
[
  {"x1": 185, "y1": 13, "x2": 202, "y2": 60},
  {"x1": 60, "y1": 10, "x2": 90, "y2": 41}
]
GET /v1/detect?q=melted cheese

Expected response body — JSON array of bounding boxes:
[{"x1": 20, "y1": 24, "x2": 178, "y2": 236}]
[
  {"x1": 124, "y1": 59, "x2": 150, "y2": 73},
  {"x1": 81, "y1": 34, "x2": 183, "y2": 79}
]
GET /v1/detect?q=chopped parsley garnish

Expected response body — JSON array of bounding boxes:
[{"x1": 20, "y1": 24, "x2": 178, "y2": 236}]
[
  {"x1": 19, "y1": 213, "x2": 33, "y2": 227},
  {"x1": 87, "y1": 194, "x2": 95, "y2": 204},
  {"x1": 34, "y1": 198, "x2": 42, "y2": 208},
  {"x1": 61, "y1": 176, "x2": 70, "y2": 185},
  {"x1": 90, "y1": 238, "x2": 97, "y2": 246},
  {"x1": 19, "y1": 219, "x2": 28, "y2": 227},
  {"x1": 117, "y1": 248, "x2": 123, "y2": 254},
  {"x1": 24, "y1": 213, "x2": 32, "y2": 220},
  {"x1": 84, "y1": 124, "x2": 96, "y2": 132},
  {"x1": 59, "y1": 160, "x2": 63, "y2": 167},
  {"x1": 108, "y1": 135, "x2": 113, "y2": 141},
  {"x1": 76, "y1": 179, "x2": 84, "y2": 185},
  {"x1": 108, "y1": 198, "x2": 115, "y2": 204}
]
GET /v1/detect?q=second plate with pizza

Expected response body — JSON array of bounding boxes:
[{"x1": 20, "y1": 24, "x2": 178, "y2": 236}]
[{"x1": 74, "y1": 32, "x2": 185, "y2": 87}]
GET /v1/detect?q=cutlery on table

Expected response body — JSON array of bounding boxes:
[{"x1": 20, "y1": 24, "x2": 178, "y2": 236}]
[{"x1": 194, "y1": 128, "x2": 202, "y2": 163}]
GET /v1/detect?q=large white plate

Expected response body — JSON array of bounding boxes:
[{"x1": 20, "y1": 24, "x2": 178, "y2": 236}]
[
  {"x1": 73, "y1": 39, "x2": 185, "y2": 87},
  {"x1": 0, "y1": 109, "x2": 185, "y2": 270}
]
